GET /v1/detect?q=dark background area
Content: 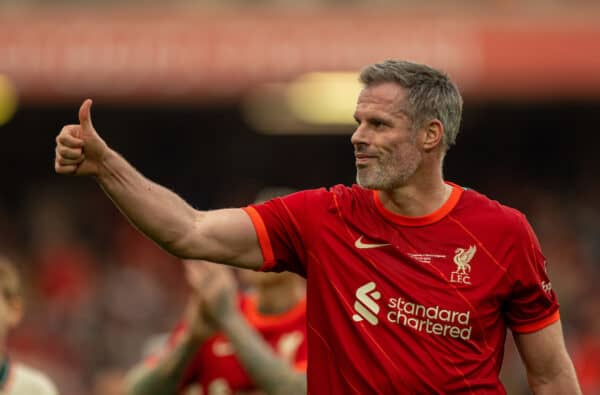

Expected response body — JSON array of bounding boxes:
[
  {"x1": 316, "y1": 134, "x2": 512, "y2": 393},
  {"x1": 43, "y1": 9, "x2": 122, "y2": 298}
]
[{"x1": 3, "y1": 100, "x2": 597, "y2": 208}]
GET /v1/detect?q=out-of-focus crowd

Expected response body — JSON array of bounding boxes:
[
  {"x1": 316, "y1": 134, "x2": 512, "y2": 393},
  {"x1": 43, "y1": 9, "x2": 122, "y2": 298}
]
[
  {"x1": 0, "y1": 182, "x2": 188, "y2": 395},
  {"x1": 0, "y1": 178, "x2": 598, "y2": 395}
]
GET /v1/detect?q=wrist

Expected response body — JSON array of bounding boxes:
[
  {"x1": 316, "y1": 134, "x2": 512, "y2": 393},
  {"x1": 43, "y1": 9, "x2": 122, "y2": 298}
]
[{"x1": 93, "y1": 146, "x2": 116, "y2": 181}]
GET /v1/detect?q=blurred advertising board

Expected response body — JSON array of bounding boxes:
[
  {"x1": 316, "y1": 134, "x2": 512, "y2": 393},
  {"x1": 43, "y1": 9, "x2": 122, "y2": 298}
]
[{"x1": 1, "y1": 8, "x2": 599, "y2": 103}]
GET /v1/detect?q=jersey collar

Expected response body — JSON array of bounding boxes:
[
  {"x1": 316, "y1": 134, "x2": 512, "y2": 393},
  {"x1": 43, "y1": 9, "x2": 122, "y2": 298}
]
[
  {"x1": 243, "y1": 294, "x2": 307, "y2": 329},
  {"x1": 373, "y1": 182, "x2": 463, "y2": 227}
]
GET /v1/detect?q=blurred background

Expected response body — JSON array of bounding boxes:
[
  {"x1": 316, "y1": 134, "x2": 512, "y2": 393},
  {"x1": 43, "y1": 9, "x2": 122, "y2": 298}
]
[{"x1": 0, "y1": 1, "x2": 599, "y2": 394}]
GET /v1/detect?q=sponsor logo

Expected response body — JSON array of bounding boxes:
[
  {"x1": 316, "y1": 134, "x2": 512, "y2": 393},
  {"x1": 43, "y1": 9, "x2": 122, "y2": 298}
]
[
  {"x1": 352, "y1": 281, "x2": 381, "y2": 325},
  {"x1": 408, "y1": 253, "x2": 447, "y2": 264},
  {"x1": 450, "y1": 245, "x2": 477, "y2": 285},
  {"x1": 212, "y1": 340, "x2": 235, "y2": 357},
  {"x1": 354, "y1": 236, "x2": 391, "y2": 249},
  {"x1": 351, "y1": 282, "x2": 474, "y2": 340},
  {"x1": 387, "y1": 297, "x2": 472, "y2": 340},
  {"x1": 276, "y1": 331, "x2": 304, "y2": 363},
  {"x1": 542, "y1": 280, "x2": 552, "y2": 293},
  {"x1": 208, "y1": 378, "x2": 232, "y2": 395}
]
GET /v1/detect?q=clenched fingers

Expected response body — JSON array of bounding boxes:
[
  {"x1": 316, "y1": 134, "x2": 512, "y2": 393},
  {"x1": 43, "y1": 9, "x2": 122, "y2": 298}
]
[
  {"x1": 56, "y1": 144, "x2": 83, "y2": 161},
  {"x1": 56, "y1": 125, "x2": 84, "y2": 148},
  {"x1": 54, "y1": 158, "x2": 79, "y2": 174},
  {"x1": 54, "y1": 138, "x2": 85, "y2": 174}
]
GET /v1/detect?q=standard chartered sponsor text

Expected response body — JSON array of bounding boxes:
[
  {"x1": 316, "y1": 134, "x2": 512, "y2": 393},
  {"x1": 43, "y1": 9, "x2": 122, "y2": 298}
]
[{"x1": 387, "y1": 297, "x2": 472, "y2": 340}]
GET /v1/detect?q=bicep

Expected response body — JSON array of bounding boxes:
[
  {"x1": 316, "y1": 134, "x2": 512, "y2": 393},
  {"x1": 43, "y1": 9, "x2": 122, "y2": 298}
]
[{"x1": 185, "y1": 208, "x2": 264, "y2": 270}]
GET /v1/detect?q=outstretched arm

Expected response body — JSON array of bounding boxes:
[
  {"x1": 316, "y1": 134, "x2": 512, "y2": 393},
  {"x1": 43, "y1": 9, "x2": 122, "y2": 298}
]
[
  {"x1": 514, "y1": 320, "x2": 581, "y2": 394},
  {"x1": 54, "y1": 99, "x2": 263, "y2": 270}
]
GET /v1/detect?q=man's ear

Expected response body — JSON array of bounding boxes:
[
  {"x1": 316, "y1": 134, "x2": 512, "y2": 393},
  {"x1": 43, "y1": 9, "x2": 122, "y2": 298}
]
[{"x1": 421, "y1": 119, "x2": 444, "y2": 151}]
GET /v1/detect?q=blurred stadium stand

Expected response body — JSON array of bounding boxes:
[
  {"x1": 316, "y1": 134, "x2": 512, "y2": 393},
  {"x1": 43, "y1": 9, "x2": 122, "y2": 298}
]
[{"x1": 0, "y1": 2, "x2": 598, "y2": 394}]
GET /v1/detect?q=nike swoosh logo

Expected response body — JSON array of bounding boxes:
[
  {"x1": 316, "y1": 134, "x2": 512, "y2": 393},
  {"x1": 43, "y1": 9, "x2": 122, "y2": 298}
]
[{"x1": 354, "y1": 236, "x2": 391, "y2": 249}]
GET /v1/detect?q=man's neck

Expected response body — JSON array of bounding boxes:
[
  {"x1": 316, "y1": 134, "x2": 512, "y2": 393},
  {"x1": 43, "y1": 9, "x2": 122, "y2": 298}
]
[
  {"x1": 379, "y1": 175, "x2": 452, "y2": 218},
  {"x1": 255, "y1": 280, "x2": 304, "y2": 315}
]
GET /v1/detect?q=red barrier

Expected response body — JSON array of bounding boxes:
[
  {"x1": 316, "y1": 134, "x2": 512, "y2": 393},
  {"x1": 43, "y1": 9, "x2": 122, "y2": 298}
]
[{"x1": 1, "y1": 8, "x2": 599, "y2": 103}]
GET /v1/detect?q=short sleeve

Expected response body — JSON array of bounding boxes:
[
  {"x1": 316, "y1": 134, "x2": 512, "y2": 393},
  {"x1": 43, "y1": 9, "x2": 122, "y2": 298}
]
[
  {"x1": 244, "y1": 188, "x2": 329, "y2": 275},
  {"x1": 504, "y1": 214, "x2": 560, "y2": 333}
]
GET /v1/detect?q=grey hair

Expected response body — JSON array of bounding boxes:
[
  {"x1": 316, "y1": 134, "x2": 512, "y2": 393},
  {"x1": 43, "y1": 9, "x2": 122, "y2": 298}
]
[{"x1": 359, "y1": 60, "x2": 463, "y2": 150}]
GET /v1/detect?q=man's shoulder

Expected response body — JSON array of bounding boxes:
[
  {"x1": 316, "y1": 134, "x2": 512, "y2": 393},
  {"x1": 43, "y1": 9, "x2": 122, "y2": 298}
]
[
  {"x1": 296, "y1": 184, "x2": 363, "y2": 198},
  {"x1": 328, "y1": 183, "x2": 372, "y2": 203},
  {"x1": 457, "y1": 187, "x2": 526, "y2": 230},
  {"x1": 10, "y1": 363, "x2": 58, "y2": 395},
  {"x1": 277, "y1": 184, "x2": 369, "y2": 213}
]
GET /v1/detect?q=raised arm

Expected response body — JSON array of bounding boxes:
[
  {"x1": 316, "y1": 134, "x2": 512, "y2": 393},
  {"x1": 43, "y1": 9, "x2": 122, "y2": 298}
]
[
  {"x1": 54, "y1": 99, "x2": 263, "y2": 270},
  {"x1": 514, "y1": 320, "x2": 581, "y2": 394}
]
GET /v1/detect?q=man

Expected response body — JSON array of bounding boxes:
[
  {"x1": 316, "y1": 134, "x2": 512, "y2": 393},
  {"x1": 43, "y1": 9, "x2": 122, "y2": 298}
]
[
  {"x1": 0, "y1": 256, "x2": 59, "y2": 395},
  {"x1": 125, "y1": 262, "x2": 307, "y2": 395},
  {"x1": 54, "y1": 59, "x2": 581, "y2": 393}
]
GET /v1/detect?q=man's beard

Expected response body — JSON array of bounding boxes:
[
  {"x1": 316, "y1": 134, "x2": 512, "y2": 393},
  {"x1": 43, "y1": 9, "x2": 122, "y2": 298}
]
[{"x1": 356, "y1": 148, "x2": 422, "y2": 190}]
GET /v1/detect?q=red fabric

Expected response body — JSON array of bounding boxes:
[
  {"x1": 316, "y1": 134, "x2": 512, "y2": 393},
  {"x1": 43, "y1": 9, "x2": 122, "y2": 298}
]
[{"x1": 247, "y1": 184, "x2": 559, "y2": 394}]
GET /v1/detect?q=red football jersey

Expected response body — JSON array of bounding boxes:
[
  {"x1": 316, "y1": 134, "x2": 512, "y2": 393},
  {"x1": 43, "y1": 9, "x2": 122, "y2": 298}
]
[
  {"x1": 244, "y1": 183, "x2": 559, "y2": 394},
  {"x1": 151, "y1": 294, "x2": 307, "y2": 394}
]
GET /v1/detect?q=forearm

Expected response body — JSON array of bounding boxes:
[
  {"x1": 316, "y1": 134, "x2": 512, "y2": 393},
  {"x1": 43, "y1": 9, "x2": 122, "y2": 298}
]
[
  {"x1": 96, "y1": 148, "x2": 200, "y2": 256},
  {"x1": 125, "y1": 335, "x2": 203, "y2": 395},
  {"x1": 515, "y1": 321, "x2": 582, "y2": 395},
  {"x1": 529, "y1": 360, "x2": 581, "y2": 395},
  {"x1": 220, "y1": 312, "x2": 306, "y2": 395}
]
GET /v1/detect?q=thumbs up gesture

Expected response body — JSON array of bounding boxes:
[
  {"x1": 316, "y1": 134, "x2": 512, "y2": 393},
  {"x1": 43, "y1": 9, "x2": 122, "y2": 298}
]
[{"x1": 54, "y1": 99, "x2": 109, "y2": 176}]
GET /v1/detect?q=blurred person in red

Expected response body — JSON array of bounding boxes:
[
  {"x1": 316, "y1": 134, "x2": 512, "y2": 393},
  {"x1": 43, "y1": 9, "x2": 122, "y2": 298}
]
[
  {"x1": 0, "y1": 256, "x2": 58, "y2": 394},
  {"x1": 125, "y1": 261, "x2": 306, "y2": 395},
  {"x1": 54, "y1": 59, "x2": 581, "y2": 393}
]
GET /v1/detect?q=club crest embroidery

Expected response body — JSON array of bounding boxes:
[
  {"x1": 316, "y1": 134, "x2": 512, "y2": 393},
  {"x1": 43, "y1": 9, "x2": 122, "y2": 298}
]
[{"x1": 451, "y1": 245, "x2": 477, "y2": 285}]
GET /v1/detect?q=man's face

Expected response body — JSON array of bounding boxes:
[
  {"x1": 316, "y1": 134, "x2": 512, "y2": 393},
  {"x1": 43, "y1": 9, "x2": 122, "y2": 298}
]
[{"x1": 351, "y1": 82, "x2": 423, "y2": 190}]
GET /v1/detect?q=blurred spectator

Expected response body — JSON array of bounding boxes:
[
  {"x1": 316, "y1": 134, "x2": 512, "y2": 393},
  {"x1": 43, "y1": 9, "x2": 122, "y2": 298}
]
[{"x1": 0, "y1": 255, "x2": 58, "y2": 394}]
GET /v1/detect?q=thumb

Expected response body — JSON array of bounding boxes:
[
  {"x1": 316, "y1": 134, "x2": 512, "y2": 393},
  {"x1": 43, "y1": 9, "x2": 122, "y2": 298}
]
[{"x1": 78, "y1": 98, "x2": 95, "y2": 134}]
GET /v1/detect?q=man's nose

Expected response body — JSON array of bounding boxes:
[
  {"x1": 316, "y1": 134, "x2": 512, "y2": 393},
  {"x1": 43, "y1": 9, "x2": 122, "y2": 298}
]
[{"x1": 351, "y1": 123, "x2": 369, "y2": 146}]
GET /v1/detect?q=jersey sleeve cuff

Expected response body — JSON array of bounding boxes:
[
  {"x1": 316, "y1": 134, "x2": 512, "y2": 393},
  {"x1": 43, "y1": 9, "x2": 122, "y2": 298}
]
[
  {"x1": 510, "y1": 310, "x2": 560, "y2": 334},
  {"x1": 243, "y1": 207, "x2": 276, "y2": 271}
]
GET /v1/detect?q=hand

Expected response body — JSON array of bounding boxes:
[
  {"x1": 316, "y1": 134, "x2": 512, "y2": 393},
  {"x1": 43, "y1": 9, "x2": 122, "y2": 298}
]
[
  {"x1": 184, "y1": 261, "x2": 238, "y2": 333},
  {"x1": 54, "y1": 99, "x2": 109, "y2": 176}
]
